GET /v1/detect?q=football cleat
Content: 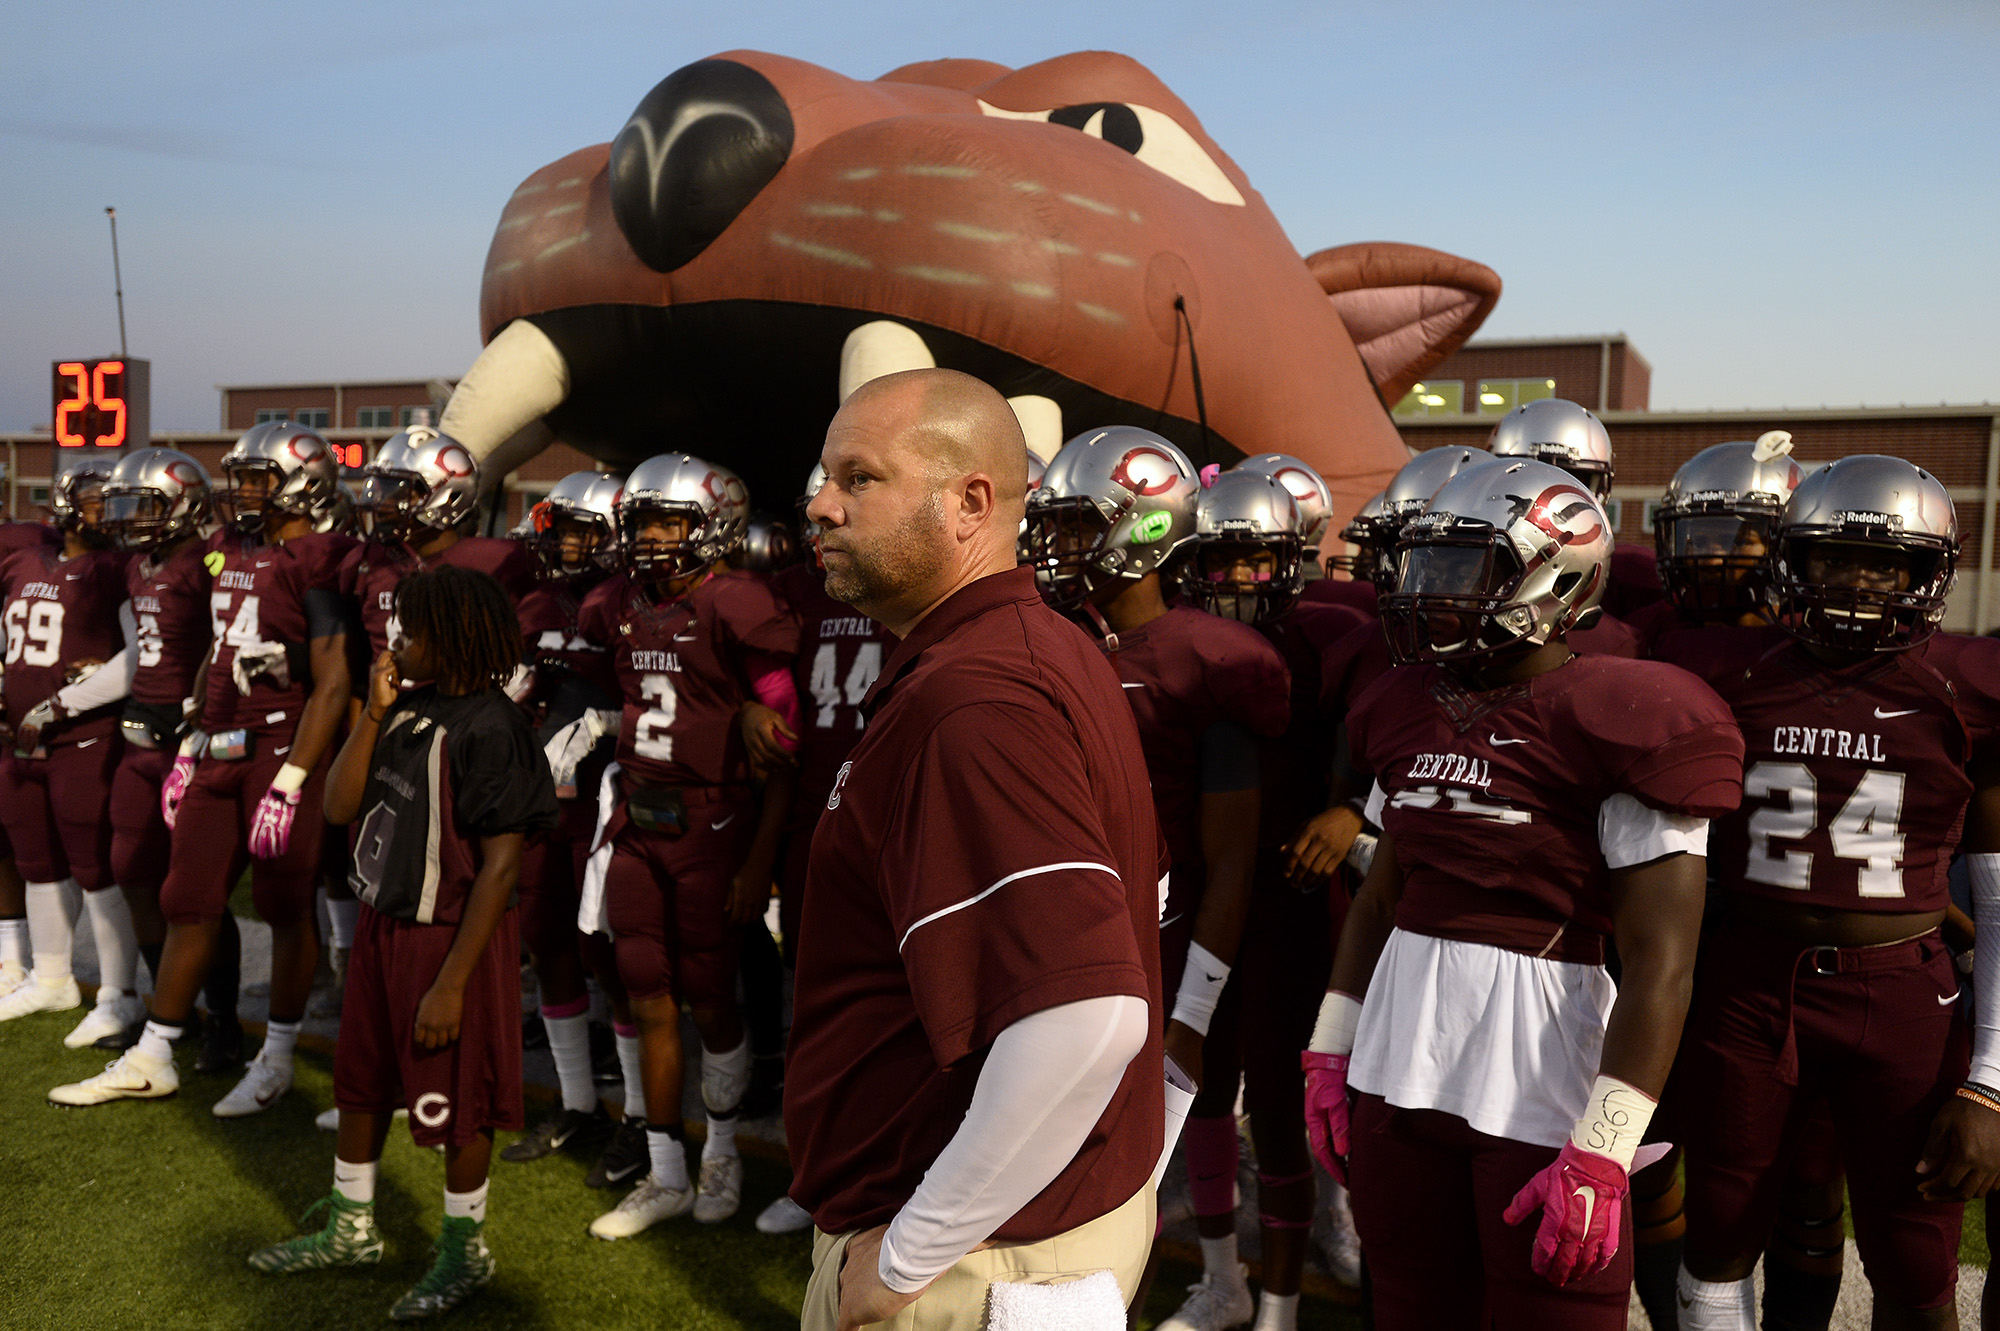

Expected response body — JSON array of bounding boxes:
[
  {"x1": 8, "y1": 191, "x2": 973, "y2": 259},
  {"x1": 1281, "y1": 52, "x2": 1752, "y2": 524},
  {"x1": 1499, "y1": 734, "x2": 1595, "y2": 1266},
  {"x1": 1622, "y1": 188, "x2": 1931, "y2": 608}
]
[
  {"x1": 194, "y1": 1012, "x2": 244, "y2": 1075},
  {"x1": 1323, "y1": 1180, "x2": 1362, "y2": 1289},
  {"x1": 587, "y1": 1117, "x2": 649, "y2": 1189},
  {"x1": 212, "y1": 1054, "x2": 293, "y2": 1118},
  {"x1": 0, "y1": 959, "x2": 27, "y2": 998},
  {"x1": 389, "y1": 1216, "x2": 494, "y2": 1321},
  {"x1": 1157, "y1": 1264, "x2": 1254, "y2": 1331},
  {"x1": 500, "y1": 1104, "x2": 612, "y2": 1163},
  {"x1": 247, "y1": 1192, "x2": 385, "y2": 1273},
  {"x1": 64, "y1": 991, "x2": 147, "y2": 1050},
  {"x1": 754, "y1": 1195, "x2": 814, "y2": 1235},
  {"x1": 0, "y1": 971, "x2": 81, "y2": 1022},
  {"x1": 693, "y1": 1153, "x2": 742, "y2": 1224},
  {"x1": 588, "y1": 1175, "x2": 694, "y2": 1239},
  {"x1": 49, "y1": 1046, "x2": 179, "y2": 1106}
]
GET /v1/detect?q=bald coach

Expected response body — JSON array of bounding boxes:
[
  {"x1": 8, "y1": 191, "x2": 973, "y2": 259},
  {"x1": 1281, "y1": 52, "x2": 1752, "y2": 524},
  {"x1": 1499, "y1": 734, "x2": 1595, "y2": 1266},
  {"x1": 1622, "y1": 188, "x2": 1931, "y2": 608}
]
[{"x1": 785, "y1": 370, "x2": 1165, "y2": 1330}]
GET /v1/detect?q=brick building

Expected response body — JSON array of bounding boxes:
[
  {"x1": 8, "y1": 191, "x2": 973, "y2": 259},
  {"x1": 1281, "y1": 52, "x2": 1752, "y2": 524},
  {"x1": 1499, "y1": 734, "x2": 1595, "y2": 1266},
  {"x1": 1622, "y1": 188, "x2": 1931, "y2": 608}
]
[
  {"x1": 1394, "y1": 335, "x2": 1651, "y2": 419},
  {"x1": 217, "y1": 379, "x2": 454, "y2": 433}
]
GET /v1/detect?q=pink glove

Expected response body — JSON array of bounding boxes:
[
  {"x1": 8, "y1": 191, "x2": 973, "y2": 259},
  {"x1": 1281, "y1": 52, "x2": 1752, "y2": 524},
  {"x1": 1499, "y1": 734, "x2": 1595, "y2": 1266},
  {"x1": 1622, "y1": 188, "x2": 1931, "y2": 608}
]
[
  {"x1": 161, "y1": 755, "x2": 198, "y2": 829},
  {"x1": 1301, "y1": 1051, "x2": 1352, "y2": 1183},
  {"x1": 1502, "y1": 1142, "x2": 1630, "y2": 1286},
  {"x1": 248, "y1": 764, "x2": 308, "y2": 859}
]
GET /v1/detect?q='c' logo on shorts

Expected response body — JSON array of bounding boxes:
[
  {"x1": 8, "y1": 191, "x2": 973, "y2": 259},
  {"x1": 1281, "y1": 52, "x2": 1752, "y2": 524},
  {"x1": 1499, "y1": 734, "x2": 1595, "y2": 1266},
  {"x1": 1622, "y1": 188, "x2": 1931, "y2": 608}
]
[
  {"x1": 413, "y1": 1092, "x2": 452, "y2": 1128},
  {"x1": 826, "y1": 761, "x2": 853, "y2": 811}
]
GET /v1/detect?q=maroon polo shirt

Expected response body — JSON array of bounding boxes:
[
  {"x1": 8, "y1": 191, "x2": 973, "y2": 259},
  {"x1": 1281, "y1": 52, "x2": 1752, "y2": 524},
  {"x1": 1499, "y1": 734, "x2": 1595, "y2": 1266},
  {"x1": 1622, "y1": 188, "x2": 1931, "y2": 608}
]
[{"x1": 785, "y1": 565, "x2": 1166, "y2": 1240}]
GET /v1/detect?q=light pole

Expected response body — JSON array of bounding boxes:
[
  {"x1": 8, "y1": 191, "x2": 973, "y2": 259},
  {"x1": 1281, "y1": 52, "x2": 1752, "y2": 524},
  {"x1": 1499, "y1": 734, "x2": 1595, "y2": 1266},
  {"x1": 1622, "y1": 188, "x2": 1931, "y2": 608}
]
[{"x1": 106, "y1": 207, "x2": 128, "y2": 357}]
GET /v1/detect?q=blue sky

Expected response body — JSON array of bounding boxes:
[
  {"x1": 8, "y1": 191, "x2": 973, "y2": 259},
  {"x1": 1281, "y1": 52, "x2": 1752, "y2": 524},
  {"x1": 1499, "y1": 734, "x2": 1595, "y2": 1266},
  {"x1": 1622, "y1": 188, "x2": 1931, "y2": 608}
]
[{"x1": 3, "y1": 0, "x2": 1994, "y2": 432}]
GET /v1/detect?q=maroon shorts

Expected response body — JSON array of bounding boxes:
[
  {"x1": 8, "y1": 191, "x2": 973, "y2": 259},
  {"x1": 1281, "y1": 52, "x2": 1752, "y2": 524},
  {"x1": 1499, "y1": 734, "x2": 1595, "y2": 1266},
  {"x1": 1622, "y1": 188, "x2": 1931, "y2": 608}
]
[
  {"x1": 604, "y1": 785, "x2": 755, "y2": 1005},
  {"x1": 1350, "y1": 1093, "x2": 1634, "y2": 1331},
  {"x1": 110, "y1": 746, "x2": 173, "y2": 897},
  {"x1": 333, "y1": 903, "x2": 525, "y2": 1148},
  {"x1": 1679, "y1": 921, "x2": 1966, "y2": 1309},
  {"x1": 0, "y1": 739, "x2": 122, "y2": 890},
  {"x1": 159, "y1": 746, "x2": 328, "y2": 926}
]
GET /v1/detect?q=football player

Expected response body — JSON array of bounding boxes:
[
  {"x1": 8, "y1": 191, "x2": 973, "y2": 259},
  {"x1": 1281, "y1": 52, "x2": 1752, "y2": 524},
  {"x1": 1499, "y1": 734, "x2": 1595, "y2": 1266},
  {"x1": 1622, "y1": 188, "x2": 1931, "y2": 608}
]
[
  {"x1": 50, "y1": 423, "x2": 355, "y2": 1113},
  {"x1": 1660, "y1": 455, "x2": 2000, "y2": 1330},
  {"x1": 0, "y1": 461, "x2": 146, "y2": 1047},
  {"x1": 1307, "y1": 489, "x2": 1385, "y2": 616},
  {"x1": 1304, "y1": 457, "x2": 1745, "y2": 1329},
  {"x1": 576, "y1": 453, "x2": 801, "y2": 1238},
  {"x1": 250, "y1": 565, "x2": 557, "y2": 1321},
  {"x1": 0, "y1": 517, "x2": 59, "y2": 996},
  {"x1": 502, "y1": 470, "x2": 634, "y2": 1174}
]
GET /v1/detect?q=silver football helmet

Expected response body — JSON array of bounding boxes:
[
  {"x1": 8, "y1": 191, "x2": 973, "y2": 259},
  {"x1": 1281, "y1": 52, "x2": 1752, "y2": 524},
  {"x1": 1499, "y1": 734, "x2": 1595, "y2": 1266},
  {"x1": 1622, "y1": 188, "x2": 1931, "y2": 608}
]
[
  {"x1": 102, "y1": 448, "x2": 212, "y2": 552},
  {"x1": 740, "y1": 515, "x2": 795, "y2": 572},
  {"x1": 1771, "y1": 454, "x2": 1957, "y2": 653},
  {"x1": 797, "y1": 463, "x2": 828, "y2": 547},
  {"x1": 1233, "y1": 454, "x2": 1334, "y2": 557},
  {"x1": 1025, "y1": 426, "x2": 1199, "y2": 609},
  {"x1": 1326, "y1": 489, "x2": 1384, "y2": 579},
  {"x1": 618, "y1": 453, "x2": 749, "y2": 580},
  {"x1": 1186, "y1": 470, "x2": 1305, "y2": 624},
  {"x1": 50, "y1": 459, "x2": 117, "y2": 547},
  {"x1": 316, "y1": 483, "x2": 359, "y2": 536},
  {"x1": 531, "y1": 470, "x2": 624, "y2": 577},
  {"x1": 1486, "y1": 398, "x2": 1614, "y2": 498},
  {"x1": 1375, "y1": 447, "x2": 1492, "y2": 591},
  {"x1": 219, "y1": 421, "x2": 340, "y2": 536},
  {"x1": 1382, "y1": 458, "x2": 1612, "y2": 667},
  {"x1": 359, "y1": 427, "x2": 481, "y2": 544},
  {"x1": 1654, "y1": 432, "x2": 1805, "y2": 622}
]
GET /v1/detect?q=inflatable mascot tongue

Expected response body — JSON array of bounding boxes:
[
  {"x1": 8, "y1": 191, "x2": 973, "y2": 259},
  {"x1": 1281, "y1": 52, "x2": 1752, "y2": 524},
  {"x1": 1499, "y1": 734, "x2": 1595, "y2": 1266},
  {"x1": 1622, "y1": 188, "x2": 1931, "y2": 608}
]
[{"x1": 440, "y1": 50, "x2": 1501, "y2": 526}]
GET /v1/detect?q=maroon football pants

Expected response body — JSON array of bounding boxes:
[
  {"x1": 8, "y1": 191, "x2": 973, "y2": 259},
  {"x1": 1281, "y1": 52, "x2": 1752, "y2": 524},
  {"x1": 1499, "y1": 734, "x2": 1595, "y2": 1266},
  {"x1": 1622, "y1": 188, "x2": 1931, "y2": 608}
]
[
  {"x1": 0, "y1": 739, "x2": 121, "y2": 889},
  {"x1": 1679, "y1": 921, "x2": 1966, "y2": 1309},
  {"x1": 159, "y1": 747, "x2": 328, "y2": 926},
  {"x1": 1349, "y1": 1093, "x2": 1635, "y2": 1330},
  {"x1": 604, "y1": 786, "x2": 756, "y2": 1006},
  {"x1": 109, "y1": 746, "x2": 173, "y2": 897}
]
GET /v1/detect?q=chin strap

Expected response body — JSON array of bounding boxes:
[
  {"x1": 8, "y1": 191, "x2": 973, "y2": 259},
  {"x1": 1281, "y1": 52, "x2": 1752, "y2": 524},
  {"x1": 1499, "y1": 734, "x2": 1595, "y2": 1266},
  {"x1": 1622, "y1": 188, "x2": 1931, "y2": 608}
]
[{"x1": 1079, "y1": 600, "x2": 1120, "y2": 653}]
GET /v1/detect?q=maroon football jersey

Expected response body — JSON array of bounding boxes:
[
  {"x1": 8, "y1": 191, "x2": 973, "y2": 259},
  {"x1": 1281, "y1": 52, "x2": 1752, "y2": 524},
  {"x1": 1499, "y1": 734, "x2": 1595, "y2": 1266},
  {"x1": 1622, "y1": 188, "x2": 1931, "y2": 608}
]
[
  {"x1": 1350, "y1": 656, "x2": 1744, "y2": 961},
  {"x1": 0, "y1": 522, "x2": 57, "y2": 556},
  {"x1": 517, "y1": 569, "x2": 619, "y2": 703},
  {"x1": 203, "y1": 531, "x2": 355, "y2": 737},
  {"x1": 127, "y1": 536, "x2": 216, "y2": 708},
  {"x1": 1259, "y1": 600, "x2": 1366, "y2": 843},
  {"x1": 1567, "y1": 609, "x2": 1645, "y2": 659},
  {"x1": 1, "y1": 546, "x2": 131, "y2": 741},
  {"x1": 1099, "y1": 605, "x2": 1290, "y2": 918},
  {"x1": 340, "y1": 536, "x2": 537, "y2": 657},
  {"x1": 771, "y1": 562, "x2": 892, "y2": 811},
  {"x1": 1302, "y1": 576, "x2": 1381, "y2": 617},
  {"x1": 1660, "y1": 627, "x2": 2000, "y2": 914},
  {"x1": 1604, "y1": 543, "x2": 1667, "y2": 618},
  {"x1": 576, "y1": 568, "x2": 800, "y2": 788}
]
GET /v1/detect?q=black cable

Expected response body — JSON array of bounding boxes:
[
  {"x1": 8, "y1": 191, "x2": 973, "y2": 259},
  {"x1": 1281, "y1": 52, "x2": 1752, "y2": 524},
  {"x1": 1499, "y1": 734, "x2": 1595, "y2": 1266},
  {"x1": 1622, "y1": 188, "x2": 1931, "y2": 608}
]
[{"x1": 1174, "y1": 295, "x2": 1212, "y2": 464}]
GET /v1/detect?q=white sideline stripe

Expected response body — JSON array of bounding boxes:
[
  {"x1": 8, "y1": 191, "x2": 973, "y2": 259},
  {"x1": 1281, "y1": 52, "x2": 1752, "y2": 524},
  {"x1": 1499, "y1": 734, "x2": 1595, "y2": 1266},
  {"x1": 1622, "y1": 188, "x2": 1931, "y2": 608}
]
[{"x1": 898, "y1": 861, "x2": 1121, "y2": 952}]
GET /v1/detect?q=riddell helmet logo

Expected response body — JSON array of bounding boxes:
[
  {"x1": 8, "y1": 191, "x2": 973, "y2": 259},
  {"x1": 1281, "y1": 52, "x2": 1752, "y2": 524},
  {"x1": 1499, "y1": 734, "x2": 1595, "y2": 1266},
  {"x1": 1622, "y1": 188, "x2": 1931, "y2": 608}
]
[
  {"x1": 1110, "y1": 447, "x2": 1181, "y2": 497},
  {"x1": 1833, "y1": 509, "x2": 1901, "y2": 529}
]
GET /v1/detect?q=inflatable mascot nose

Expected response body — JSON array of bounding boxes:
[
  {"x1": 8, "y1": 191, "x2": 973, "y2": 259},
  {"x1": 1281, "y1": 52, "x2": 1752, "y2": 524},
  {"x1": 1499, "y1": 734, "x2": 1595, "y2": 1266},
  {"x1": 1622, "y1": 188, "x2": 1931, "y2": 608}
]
[{"x1": 609, "y1": 58, "x2": 797, "y2": 272}]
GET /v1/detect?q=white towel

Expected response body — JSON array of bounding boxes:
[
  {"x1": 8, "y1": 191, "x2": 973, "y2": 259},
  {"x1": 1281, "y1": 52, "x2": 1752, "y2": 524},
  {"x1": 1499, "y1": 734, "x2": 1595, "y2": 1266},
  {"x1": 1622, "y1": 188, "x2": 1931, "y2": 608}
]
[
  {"x1": 576, "y1": 762, "x2": 621, "y2": 936},
  {"x1": 985, "y1": 1269, "x2": 1126, "y2": 1331}
]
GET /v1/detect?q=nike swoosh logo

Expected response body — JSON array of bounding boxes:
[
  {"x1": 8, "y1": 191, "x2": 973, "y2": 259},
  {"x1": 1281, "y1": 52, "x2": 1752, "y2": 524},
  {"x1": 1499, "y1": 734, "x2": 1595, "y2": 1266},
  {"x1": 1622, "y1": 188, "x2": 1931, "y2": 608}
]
[
  {"x1": 1491, "y1": 735, "x2": 1529, "y2": 747},
  {"x1": 1941, "y1": 991, "x2": 1961, "y2": 1006},
  {"x1": 711, "y1": 814, "x2": 736, "y2": 830},
  {"x1": 254, "y1": 561, "x2": 273, "y2": 569},
  {"x1": 1203, "y1": 971, "x2": 1224, "y2": 983},
  {"x1": 76, "y1": 738, "x2": 99, "y2": 748},
  {"x1": 255, "y1": 1086, "x2": 283, "y2": 1106},
  {"x1": 274, "y1": 746, "x2": 291, "y2": 757},
  {"x1": 1121, "y1": 682, "x2": 1144, "y2": 690},
  {"x1": 1678, "y1": 1294, "x2": 1695, "y2": 1309},
  {"x1": 1875, "y1": 707, "x2": 1919, "y2": 719},
  {"x1": 1572, "y1": 1185, "x2": 1595, "y2": 1232},
  {"x1": 673, "y1": 633, "x2": 697, "y2": 642}
]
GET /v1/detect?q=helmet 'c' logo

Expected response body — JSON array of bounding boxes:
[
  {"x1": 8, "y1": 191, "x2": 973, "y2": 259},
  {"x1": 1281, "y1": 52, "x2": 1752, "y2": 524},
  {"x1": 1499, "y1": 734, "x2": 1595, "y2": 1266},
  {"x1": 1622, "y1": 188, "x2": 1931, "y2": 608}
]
[
  {"x1": 1111, "y1": 447, "x2": 1181, "y2": 497},
  {"x1": 413, "y1": 1092, "x2": 451, "y2": 1128},
  {"x1": 1273, "y1": 467, "x2": 1318, "y2": 502},
  {"x1": 434, "y1": 445, "x2": 474, "y2": 479},
  {"x1": 826, "y1": 760, "x2": 853, "y2": 810},
  {"x1": 167, "y1": 461, "x2": 202, "y2": 487},
  {"x1": 1523, "y1": 483, "x2": 1604, "y2": 548}
]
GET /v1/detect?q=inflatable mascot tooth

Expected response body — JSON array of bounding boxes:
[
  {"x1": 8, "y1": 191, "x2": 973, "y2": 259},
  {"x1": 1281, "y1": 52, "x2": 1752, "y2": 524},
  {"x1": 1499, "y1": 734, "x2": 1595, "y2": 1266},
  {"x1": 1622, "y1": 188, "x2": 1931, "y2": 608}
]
[{"x1": 441, "y1": 50, "x2": 1501, "y2": 525}]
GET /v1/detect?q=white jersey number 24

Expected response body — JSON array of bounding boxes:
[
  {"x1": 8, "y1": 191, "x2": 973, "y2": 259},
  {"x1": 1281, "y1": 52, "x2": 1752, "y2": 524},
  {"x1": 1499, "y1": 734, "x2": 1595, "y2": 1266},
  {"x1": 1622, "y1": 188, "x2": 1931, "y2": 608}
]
[{"x1": 1743, "y1": 761, "x2": 1907, "y2": 898}]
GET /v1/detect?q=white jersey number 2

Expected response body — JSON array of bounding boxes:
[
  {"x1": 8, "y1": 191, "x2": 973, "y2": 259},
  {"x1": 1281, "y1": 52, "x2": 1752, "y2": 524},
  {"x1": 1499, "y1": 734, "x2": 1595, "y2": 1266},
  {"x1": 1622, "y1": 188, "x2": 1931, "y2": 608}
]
[
  {"x1": 633, "y1": 673, "x2": 679, "y2": 760},
  {"x1": 1743, "y1": 761, "x2": 1908, "y2": 897}
]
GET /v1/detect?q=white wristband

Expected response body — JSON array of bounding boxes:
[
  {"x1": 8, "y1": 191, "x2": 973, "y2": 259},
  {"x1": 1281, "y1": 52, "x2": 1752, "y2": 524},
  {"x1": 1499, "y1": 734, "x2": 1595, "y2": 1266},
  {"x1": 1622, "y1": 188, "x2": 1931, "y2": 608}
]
[
  {"x1": 1308, "y1": 990, "x2": 1363, "y2": 1057},
  {"x1": 270, "y1": 762, "x2": 309, "y2": 797},
  {"x1": 1569, "y1": 1075, "x2": 1657, "y2": 1171},
  {"x1": 1967, "y1": 853, "x2": 2000, "y2": 1088},
  {"x1": 177, "y1": 729, "x2": 209, "y2": 761},
  {"x1": 1169, "y1": 942, "x2": 1230, "y2": 1036}
]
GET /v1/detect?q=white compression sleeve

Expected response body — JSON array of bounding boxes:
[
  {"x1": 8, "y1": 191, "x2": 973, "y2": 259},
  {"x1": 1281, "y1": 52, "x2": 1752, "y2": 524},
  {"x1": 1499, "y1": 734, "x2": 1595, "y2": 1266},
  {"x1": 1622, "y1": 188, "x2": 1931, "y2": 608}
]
[
  {"x1": 877, "y1": 993, "x2": 1148, "y2": 1294},
  {"x1": 54, "y1": 603, "x2": 138, "y2": 713},
  {"x1": 1967, "y1": 854, "x2": 2000, "y2": 1089}
]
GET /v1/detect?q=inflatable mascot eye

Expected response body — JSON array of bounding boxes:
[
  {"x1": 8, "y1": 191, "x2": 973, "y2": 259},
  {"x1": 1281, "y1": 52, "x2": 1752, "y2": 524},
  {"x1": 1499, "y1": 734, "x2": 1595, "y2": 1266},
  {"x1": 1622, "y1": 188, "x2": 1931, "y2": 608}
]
[{"x1": 977, "y1": 99, "x2": 1245, "y2": 207}]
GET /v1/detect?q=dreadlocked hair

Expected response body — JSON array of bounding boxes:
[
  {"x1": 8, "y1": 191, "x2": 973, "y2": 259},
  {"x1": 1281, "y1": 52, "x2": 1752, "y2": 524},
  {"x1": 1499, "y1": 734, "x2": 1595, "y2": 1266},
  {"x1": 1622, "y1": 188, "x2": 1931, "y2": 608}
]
[{"x1": 392, "y1": 564, "x2": 522, "y2": 695}]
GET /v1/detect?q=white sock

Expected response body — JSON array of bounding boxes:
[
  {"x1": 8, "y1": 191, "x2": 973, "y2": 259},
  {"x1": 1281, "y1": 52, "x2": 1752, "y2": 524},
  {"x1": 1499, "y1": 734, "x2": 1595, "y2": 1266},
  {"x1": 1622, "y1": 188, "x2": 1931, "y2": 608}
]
[
  {"x1": 82, "y1": 887, "x2": 139, "y2": 994},
  {"x1": 1252, "y1": 1291, "x2": 1298, "y2": 1331},
  {"x1": 703, "y1": 1113, "x2": 739, "y2": 1160},
  {"x1": 443, "y1": 1181, "x2": 488, "y2": 1223},
  {"x1": 1676, "y1": 1265, "x2": 1756, "y2": 1331},
  {"x1": 261, "y1": 1019, "x2": 300, "y2": 1072},
  {"x1": 616, "y1": 1029, "x2": 645, "y2": 1119},
  {"x1": 326, "y1": 898, "x2": 358, "y2": 951},
  {"x1": 137, "y1": 1018, "x2": 180, "y2": 1065},
  {"x1": 543, "y1": 1010, "x2": 595, "y2": 1113},
  {"x1": 647, "y1": 1127, "x2": 689, "y2": 1191},
  {"x1": 0, "y1": 917, "x2": 27, "y2": 969},
  {"x1": 333, "y1": 1156, "x2": 378, "y2": 1204},
  {"x1": 1199, "y1": 1233, "x2": 1242, "y2": 1282},
  {"x1": 25, "y1": 879, "x2": 81, "y2": 982}
]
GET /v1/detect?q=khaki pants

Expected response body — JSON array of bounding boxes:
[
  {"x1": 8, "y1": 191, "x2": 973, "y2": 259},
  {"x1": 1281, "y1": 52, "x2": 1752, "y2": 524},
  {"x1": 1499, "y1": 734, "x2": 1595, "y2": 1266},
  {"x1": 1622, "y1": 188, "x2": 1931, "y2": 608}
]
[{"x1": 799, "y1": 1186, "x2": 1155, "y2": 1331}]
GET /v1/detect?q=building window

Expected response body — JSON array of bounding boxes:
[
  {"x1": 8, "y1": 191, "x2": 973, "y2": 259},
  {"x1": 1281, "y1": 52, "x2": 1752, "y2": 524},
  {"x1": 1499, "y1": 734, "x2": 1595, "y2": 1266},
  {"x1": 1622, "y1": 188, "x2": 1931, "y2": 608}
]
[
  {"x1": 1392, "y1": 380, "x2": 1464, "y2": 418},
  {"x1": 399, "y1": 406, "x2": 433, "y2": 428},
  {"x1": 356, "y1": 406, "x2": 395, "y2": 429},
  {"x1": 30, "y1": 485, "x2": 51, "y2": 507},
  {"x1": 1643, "y1": 499, "x2": 1664, "y2": 533},
  {"x1": 1476, "y1": 378, "x2": 1557, "y2": 415},
  {"x1": 1603, "y1": 498, "x2": 1623, "y2": 531},
  {"x1": 253, "y1": 408, "x2": 291, "y2": 424},
  {"x1": 295, "y1": 408, "x2": 330, "y2": 429}
]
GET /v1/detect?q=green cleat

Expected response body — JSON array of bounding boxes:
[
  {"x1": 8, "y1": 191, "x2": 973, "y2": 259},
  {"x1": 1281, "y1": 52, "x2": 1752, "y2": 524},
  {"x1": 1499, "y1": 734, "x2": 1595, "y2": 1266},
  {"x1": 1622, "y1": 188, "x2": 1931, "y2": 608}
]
[
  {"x1": 247, "y1": 1191, "x2": 385, "y2": 1274},
  {"x1": 389, "y1": 1216, "x2": 494, "y2": 1321}
]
